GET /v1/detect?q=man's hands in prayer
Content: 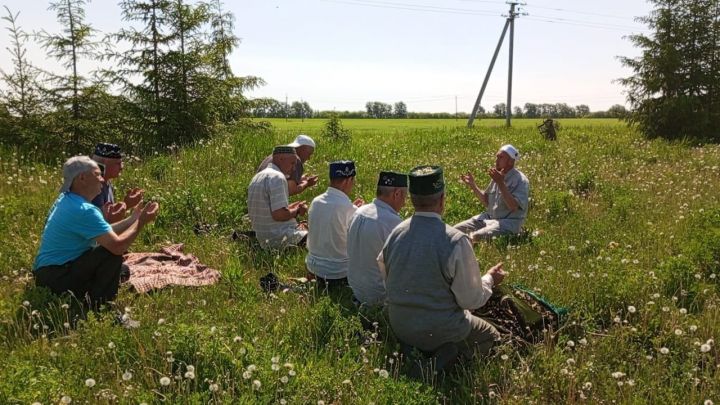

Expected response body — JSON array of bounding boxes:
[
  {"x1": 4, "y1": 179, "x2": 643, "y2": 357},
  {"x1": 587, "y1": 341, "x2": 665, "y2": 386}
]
[
  {"x1": 353, "y1": 198, "x2": 365, "y2": 207},
  {"x1": 123, "y1": 188, "x2": 145, "y2": 210},
  {"x1": 289, "y1": 201, "x2": 308, "y2": 217},
  {"x1": 303, "y1": 175, "x2": 319, "y2": 188},
  {"x1": 486, "y1": 262, "x2": 506, "y2": 286},
  {"x1": 488, "y1": 167, "x2": 506, "y2": 184},
  {"x1": 138, "y1": 201, "x2": 159, "y2": 225},
  {"x1": 103, "y1": 202, "x2": 127, "y2": 224},
  {"x1": 460, "y1": 172, "x2": 478, "y2": 189}
]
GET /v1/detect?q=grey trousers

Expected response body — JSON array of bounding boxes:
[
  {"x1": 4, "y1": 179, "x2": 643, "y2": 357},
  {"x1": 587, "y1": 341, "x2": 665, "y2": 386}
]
[
  {"x1": 457, "y1": 314, "x2": 502, "y2": 358},
  {"x1": 453, "y1": 213, "x2": 504, "y2": 241}
]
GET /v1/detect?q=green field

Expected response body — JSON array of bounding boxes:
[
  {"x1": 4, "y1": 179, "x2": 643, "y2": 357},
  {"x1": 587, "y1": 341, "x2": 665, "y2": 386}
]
[{"x1": 1, "y1": 118, "x2": 719, "y2": 403}]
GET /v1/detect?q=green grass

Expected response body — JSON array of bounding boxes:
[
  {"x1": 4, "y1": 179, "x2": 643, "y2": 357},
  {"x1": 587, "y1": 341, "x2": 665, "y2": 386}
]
[{"x1": 1, "y1": 118, "x2": 719, "y2": 403}]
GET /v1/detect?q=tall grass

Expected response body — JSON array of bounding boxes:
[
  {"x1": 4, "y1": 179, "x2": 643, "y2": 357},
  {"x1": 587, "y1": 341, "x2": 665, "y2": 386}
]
[{"x1": 0, "y1": 119, "x2": 718, "y2": 403}]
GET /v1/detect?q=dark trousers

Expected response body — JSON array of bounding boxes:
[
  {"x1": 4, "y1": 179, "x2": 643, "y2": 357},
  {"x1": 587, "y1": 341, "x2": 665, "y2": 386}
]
[{"x1": 34, "y1": 246, "x2": 123, "y2": 310}]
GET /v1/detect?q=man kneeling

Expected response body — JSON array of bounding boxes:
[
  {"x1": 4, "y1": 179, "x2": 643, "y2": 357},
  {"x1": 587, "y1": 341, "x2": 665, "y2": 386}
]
[
  {"x1": 379, "y1": 165, "x2": 505, "y2": 358},
  {"x1": 33, "y1": 156, "x2": 159, "y2": 311}
]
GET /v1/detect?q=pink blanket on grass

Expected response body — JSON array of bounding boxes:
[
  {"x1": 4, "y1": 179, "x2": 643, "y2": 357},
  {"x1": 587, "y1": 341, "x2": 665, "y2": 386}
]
[{"x1": 123, "y1": 244, "x2": 221, "y2": 293}]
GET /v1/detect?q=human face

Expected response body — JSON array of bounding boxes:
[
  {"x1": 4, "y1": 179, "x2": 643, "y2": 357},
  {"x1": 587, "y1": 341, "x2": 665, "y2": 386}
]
[
  {"x1": 295, "y1": 146, "x2": 314, "y2": 163},
  {"x1": 392, "y1": 187, "x2": 408, "y2": 212},
  {"x1": 276, "y1": 154, "x2": 297, "y2": 176},
  {"x1": 495, "y1": 151, "x2": 514, "y2": 171},
  {"x1": 75, "y1": 167, "x2": 104, "y2": 198},
  {"x1": 102, "y1": 157, "x2": 123, "y2": 180}
]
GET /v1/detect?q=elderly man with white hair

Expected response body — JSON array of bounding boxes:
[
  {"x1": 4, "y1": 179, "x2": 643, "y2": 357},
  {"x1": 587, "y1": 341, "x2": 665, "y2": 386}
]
[
  {"x1": 455, "y1": 144, "x2": 530, "y2": 240},
  {"x1": 33, "y1": 156, "x2": 159, "y2": 311}
]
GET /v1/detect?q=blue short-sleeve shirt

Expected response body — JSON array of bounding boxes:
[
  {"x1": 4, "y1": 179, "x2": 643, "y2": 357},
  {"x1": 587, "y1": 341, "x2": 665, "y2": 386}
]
[{"x1": 33, "y1": 192, "x2": 113, "y2": 270}]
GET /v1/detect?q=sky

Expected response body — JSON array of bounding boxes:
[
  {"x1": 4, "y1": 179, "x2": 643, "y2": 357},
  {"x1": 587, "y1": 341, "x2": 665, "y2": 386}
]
[{"x1": 0, "y1": 0, "x2": 653, "y2": 113}]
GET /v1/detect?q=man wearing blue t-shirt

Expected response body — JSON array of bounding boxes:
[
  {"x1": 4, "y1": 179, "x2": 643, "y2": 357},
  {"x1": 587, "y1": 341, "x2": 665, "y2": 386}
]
[{"x1": 33, "y1": 156, "x2": 159, "y2": 310}]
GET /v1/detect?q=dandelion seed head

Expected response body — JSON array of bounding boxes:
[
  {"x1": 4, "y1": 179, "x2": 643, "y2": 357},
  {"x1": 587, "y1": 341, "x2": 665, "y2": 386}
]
[
  {"x1": 627, "y1": 306, "x2": 636, "y2": 313},
  {"x1": 160, "y1": 376, "x2": 171, "y2": 386},
  {"x1": 122, "y1": 371, "x2": 132, "y2": 381},
  {"x1": 280, "y1": 376, "x2": 289, "y2": 384},
  {"x1": 209, "y1": 383, "x2": 219, "y2": 392},
  {"x1": 60, "y1": 396, "x2": 72, "y2": 404},
  {"x1": 675, "y1": 329, "x2": 683, "y2": 336},
  {"x1": 85, "y1": 378, "x2": 96, "y2": 388},
  {"x1": 701, "y1": 344, "x2": 711, "y2": 353},
  {"x1": 660, "y1": 347, "x2": 670, "y2": 355},
  {"x1": 252, "y1": 380, "x2": 261, "y2": 390},
  {"x1": 378, "y1": 369, "x2": 389, "y2": 378}
]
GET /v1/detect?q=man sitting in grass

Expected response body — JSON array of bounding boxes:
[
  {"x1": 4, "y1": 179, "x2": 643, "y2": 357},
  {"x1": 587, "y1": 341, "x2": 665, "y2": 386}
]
[
  {"x1": 306, "y1": 161, "x2": 364, "y2": 289},
  {"x1": 248, "y1": 146, "x2": 309, "y2": 250},
  {"x1": 455, "y1": 144, "x2": 529, "y2": 241},
  {"x1": 256, "y1": 134, "x2": 319, "y2": 196},
  {"x1": 379, "y1": 165, "x2": 505, "y2": 358},
  {"x1": 90, "y1": 143, "x2": 144, "y2": 223},
  {"x1": 33, "y1": 156, "x2": 159, "y2": 311},
  {"x1": 347, "y1": 171, "x2": 407, "y2": 306}
]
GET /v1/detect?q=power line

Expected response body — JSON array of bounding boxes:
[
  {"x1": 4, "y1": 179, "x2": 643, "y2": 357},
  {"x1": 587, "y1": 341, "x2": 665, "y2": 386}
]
[
  {"x1": 528, "y1": 13, "x2": 646, "y2": 31},
  {"x1": 524, "y1": 16, "x2": 649, "y2": 33},
  {"x1": 319, "y1": 0, "x2": 505, "y2": 16},
  {"x1": 523, "y1": 4, "x2": 638, "y2": 22}
]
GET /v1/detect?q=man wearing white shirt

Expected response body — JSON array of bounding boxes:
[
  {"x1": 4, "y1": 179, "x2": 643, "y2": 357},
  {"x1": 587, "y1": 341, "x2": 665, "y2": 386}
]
[
  {"x1": 378, "y1": 165, "x2": 505, "y2": 358},
  {"x1": 347, "y1": 171, "x2": 407, "y2": 306},
  {"x1": 306, "y1": 160, "x2": 364, "y2": 288}
]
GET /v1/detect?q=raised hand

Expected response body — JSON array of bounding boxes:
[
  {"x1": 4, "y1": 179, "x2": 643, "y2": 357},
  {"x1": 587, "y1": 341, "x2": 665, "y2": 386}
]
[
  {"x1": 305, "y1": 175, "x2": 319, "y2": 187},
  {"x1": 486, "y1": 262, "x2": 506, "y2": 285},
  {"x1": 488, "y1": 167, "x2": 506, "y2": 184},
  {"x1": 104, "y1": 202, "x2": 127, "y2": 223},
  {"x1": 139, "y1": 201, "x2": 159, "y2": 225},
  {"x1": 460, "y1": 172, "x2": 477, "y2": 188},
  {"x1": 123, "y1": 188, "x2": 145, "y2": 210}
]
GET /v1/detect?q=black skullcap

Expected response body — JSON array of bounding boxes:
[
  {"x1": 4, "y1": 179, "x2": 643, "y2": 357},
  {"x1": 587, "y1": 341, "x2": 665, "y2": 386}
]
[
  {"x1": 408, "y1": 165, "x2": 444, "y2": 195},
  {"x1": 329, "y1": 160, "x2": 356, "y2": 179},
  {"x1": 273, "y1": 145, "x2": 297, "y2": 155},
  {"x1": 94, "y1": 142, "x2": 122, "y2": 159},
  {"x1": 377, "y1": 171, "x2": 408, "y2": 187}
]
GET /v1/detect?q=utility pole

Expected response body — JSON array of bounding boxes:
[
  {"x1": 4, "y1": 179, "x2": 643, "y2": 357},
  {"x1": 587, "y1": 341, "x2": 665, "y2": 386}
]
[
  {"x1": 285, "y1": 94, "x2": 288, "y2": 122},
  {"x1": 455, "y1": 95, "x2": 458, "y2": 121},
  {"x1": 467, "y1": 2, "x2": 524, "y2": 128}
]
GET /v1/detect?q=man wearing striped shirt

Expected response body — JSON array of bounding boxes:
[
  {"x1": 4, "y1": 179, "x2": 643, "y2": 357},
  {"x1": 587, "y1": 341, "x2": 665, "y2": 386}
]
[{"x1": 247, "y1": 146, "x2": 309, "y2": 250}]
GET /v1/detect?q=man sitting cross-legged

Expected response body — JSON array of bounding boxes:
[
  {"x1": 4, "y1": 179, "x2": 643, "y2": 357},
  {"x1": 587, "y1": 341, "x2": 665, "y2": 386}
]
[
  {"x1": 455, "y1": 144, "x2": 529, "y2": 241},
  {"x1": 33, "y1": 156, "x2": 159, "y2": 311}
]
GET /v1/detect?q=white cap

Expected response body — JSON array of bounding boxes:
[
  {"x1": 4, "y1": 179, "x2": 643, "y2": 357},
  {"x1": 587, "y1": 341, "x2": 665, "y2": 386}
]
[
  {"x1": 60, "y1": 156, "x2": 100, "y2": 193},
  {"x1": 288, "y1": 134, "x2": 316, "y2": 148},
  {"x1": 499, "y1": 144, "x2": 520, "y2": 161}
]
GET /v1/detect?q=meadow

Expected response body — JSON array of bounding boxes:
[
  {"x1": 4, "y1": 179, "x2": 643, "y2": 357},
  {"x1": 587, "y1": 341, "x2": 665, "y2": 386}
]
[{"x1": 0, "y1": 118, "x2": 718, "y2": 404}]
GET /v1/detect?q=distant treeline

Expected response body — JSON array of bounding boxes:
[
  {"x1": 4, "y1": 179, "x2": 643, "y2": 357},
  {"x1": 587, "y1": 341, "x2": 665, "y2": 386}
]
[
  {"x1": 252, "y1": 98, "x2": 629, "y2": 119},
  {"x1": 0, "y1": 1, "x2": 257, "y2": 156}
]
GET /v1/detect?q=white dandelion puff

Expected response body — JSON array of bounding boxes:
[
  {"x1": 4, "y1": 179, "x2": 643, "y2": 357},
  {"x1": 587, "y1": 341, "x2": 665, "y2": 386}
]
[{"x1": 85, "y1": 378, "x2": 96, "y2": 388}]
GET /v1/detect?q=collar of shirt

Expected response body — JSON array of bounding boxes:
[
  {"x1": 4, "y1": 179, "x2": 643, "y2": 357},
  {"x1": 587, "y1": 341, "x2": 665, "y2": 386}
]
[
  {"x1": 373, "y1": 198, "x2": 400, "y2": 217},
  {"x1": 413, "y1": 211, "x2": 442, "y2": 220},
  {"x1": 267, "y1": 162, "x2": 282, "y2": 174},
  {"x1": 325, "y1": 186, "x2": 351, "y2": 203}
]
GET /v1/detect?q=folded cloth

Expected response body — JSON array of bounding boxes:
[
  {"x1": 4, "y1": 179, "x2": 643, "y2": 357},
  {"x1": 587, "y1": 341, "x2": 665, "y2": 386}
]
[{"x1": 123, "y1": 244, "x2": 221, "y2": 293}]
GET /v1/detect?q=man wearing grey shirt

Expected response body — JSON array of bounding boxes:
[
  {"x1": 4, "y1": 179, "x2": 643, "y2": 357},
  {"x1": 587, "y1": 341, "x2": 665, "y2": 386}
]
[
  {"x1": 455, "y1": 144, "x2": 530, "y2": 241},
  {"x1": 347, "y1": 171, "x2": 408, "y2": 306},
  {"x1": 379, "y1": 165, "x2": 505, "y2": 358}
]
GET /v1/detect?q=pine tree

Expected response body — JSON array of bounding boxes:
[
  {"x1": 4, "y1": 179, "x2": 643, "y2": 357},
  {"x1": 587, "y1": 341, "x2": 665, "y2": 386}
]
[{"x1": 619, "y1": 0, "x2": 720, "y2": 140}]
